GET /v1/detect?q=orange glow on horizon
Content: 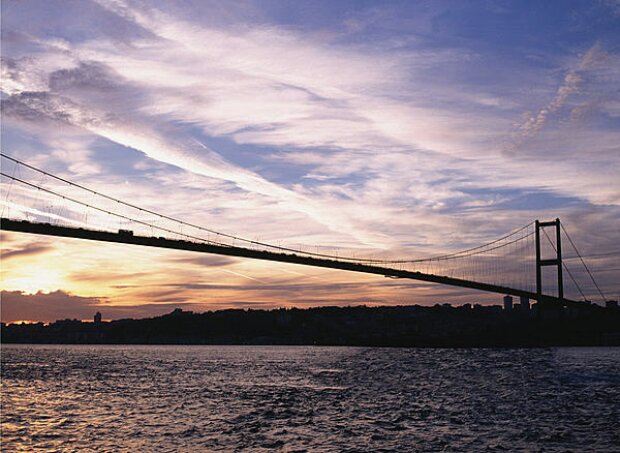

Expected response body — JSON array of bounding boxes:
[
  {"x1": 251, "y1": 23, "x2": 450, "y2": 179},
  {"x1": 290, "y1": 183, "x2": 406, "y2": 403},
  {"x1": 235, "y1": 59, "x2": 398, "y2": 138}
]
[
  {"x1": 2, "y1": 230, "x2": 499, "y2": 324},
  {"x1": 5, "y1": 320, "x2": 45, "y2": 325}
]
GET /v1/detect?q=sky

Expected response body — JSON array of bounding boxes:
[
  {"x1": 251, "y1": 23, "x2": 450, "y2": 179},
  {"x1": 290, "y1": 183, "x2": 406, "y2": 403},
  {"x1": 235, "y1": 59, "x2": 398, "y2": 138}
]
[{"x1": 1, "y1": 0, "x2": 619, "y2": 323}]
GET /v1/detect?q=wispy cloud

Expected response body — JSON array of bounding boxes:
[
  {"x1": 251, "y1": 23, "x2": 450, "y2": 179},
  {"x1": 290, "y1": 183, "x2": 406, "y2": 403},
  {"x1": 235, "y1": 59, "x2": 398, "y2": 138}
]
[
  {"x1": 1, "y1": 242, "x2": 53, "y2": 261},
  {"x1": 507, "y1": 42, "x2": 610, "y2": 150}
]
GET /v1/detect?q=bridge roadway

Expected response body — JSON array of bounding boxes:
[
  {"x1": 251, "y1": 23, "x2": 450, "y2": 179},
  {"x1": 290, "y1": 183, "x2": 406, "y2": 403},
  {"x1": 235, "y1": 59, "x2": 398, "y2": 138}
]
[{"x1": 1, "y1": 218, "x2": 579, "y2": 305}]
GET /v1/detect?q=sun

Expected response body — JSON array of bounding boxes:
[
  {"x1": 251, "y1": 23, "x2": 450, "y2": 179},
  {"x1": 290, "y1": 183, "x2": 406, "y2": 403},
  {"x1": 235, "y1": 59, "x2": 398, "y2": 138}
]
[{"x1": 1, "y1": 267, "x2": 66, "y2": 294}]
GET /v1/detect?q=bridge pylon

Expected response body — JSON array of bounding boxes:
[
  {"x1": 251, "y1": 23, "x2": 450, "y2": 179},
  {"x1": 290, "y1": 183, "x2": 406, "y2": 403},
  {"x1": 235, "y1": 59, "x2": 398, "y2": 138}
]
[{"x1": 535, "y1": 218, "x2": 564, "y2": 302}]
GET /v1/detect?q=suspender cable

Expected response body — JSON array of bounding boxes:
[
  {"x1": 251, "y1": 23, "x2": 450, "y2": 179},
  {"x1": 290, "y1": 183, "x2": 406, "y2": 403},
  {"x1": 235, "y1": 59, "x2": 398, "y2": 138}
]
[
  {"x1": 560, "y1": 223, "x2": 607, "y2": 302},
  {"x1": 542, "y1": 228, "x2": 586, "y2": 301}
]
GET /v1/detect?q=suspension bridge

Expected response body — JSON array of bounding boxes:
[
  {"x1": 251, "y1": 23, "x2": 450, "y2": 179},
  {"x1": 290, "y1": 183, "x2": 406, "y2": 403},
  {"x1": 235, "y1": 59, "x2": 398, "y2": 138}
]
[{"x1": 0, "y1": 153, "x2": 608, "y2": 307}]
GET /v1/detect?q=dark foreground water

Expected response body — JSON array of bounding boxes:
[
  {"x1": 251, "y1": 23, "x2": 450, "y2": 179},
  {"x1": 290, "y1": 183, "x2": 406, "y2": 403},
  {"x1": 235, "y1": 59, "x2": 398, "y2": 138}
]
[{"x1": 1, "y1": 346, "x2": 619, "y2": 452}]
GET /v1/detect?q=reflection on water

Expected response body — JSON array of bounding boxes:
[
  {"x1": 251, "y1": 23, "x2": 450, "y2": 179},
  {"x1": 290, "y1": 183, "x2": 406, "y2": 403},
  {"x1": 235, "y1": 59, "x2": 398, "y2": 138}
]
[{"x1": 2, "y1": 345, "x2": 619, "y2": 452}]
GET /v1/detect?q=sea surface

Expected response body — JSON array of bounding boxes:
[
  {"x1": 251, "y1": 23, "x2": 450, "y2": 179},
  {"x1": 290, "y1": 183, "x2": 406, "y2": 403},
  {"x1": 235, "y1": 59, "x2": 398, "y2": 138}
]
[{"x1": 1, "y1": 345, "x2": 619, "y2": 452}]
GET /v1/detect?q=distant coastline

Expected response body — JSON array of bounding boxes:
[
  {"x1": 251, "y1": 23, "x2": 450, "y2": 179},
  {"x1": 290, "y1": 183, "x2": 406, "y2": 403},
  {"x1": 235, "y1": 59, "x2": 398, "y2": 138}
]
[{"x1": 3, "y1": 303, "x2": 620, "y2": 347}]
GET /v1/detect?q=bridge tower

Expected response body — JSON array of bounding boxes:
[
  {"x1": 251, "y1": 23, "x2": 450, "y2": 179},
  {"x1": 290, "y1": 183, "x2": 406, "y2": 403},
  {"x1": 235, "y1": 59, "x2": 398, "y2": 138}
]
[{"x1": 535, "y1": 218, "x2": 564, "y2": 301}]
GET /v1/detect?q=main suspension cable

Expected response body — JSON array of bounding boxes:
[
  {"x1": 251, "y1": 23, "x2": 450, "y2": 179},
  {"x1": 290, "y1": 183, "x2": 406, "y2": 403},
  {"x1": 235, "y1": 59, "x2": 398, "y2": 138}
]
[
  {"x1": 560, "y1": 223, "x2": 606, "y2": 302},
  {"x1": 0, "y1": 151, "x2": 536, "y2": 266}
]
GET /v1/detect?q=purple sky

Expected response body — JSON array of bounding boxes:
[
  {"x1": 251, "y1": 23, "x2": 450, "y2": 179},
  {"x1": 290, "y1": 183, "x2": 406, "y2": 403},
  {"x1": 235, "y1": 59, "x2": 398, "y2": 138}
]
[{"x1": 1, "y1": 0, "x2": 619, "y2": 322}]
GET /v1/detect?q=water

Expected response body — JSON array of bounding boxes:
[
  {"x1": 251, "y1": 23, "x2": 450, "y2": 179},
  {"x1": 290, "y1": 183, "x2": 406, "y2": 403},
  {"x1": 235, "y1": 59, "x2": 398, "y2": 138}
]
[{"x1": 2, "y1": 346, "x2": 619, "y2": 452}]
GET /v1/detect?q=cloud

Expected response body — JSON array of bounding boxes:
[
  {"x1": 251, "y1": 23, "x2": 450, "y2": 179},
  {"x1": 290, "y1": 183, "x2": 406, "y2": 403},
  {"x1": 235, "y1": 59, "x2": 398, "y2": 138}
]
[
  {"x1": 68, "y1": 270, "x2": 153, "y2": 283},
  {"x1": 507, "y1": 42, "x2": 611, "y2": 151},
  {"x1": 0, "y1": 289, "x2": 197, "y2": 323},
  {"x1": 48, "y1": 61, "x2": 119, "y2": 91},
  {"x1": 1, "y1": 290, "x2": 103, "y2": 322},
  {"x1": 1, "y1": 242, "x2": 53, "y2": 261},
  {"x1": 4, "y1": 2, "x2": 618, "y2": 215},
  {"x1": 2, "y1": 60, "x2": 391, "y2": 248},
  {"x1": 0, "y1": 232, "x2": 14, "y2": 242},
  {"x1": 167, "y1": 255, "x2": 237, "y2": 267},
  {"x1": 515, "y1": 71, "x2": 582, "y2": 139}
]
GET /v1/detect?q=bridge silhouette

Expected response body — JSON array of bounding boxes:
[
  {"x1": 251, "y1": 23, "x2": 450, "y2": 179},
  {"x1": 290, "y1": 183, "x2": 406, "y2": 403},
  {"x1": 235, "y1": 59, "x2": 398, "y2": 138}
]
[{"x1": 0, "y1": 153, "x2": 607, "y2": 307}]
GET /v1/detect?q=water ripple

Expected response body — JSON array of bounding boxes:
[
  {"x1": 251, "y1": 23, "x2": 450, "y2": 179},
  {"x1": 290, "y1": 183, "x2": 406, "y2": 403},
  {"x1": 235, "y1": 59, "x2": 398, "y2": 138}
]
[{"x1": 2, "y1": 345, "x2": 619, "y2": 452}]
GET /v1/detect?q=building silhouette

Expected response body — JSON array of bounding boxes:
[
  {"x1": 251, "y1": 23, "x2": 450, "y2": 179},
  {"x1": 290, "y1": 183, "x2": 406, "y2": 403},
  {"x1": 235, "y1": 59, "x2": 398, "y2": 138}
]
[
  {"x1": 2, "y1": 304, "x2": 620, "y2": 346},
  {"x1": 520, "y1": 296, "x2": 530, "y2": 311}
]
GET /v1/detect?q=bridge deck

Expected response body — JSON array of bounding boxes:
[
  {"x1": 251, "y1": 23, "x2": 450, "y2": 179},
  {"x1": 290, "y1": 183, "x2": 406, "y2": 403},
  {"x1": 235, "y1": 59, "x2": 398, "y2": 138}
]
[{"x1": 1, "y1": 218, "x2": 578, "y2": 305}]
